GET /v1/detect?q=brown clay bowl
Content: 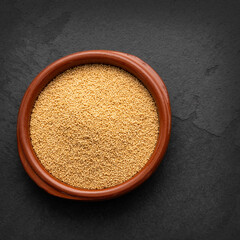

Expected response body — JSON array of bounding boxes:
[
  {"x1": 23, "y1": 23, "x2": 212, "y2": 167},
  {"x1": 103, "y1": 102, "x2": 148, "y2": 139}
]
[{"x1": 17, "y1": 50, "x2": 171, "y2": 201}]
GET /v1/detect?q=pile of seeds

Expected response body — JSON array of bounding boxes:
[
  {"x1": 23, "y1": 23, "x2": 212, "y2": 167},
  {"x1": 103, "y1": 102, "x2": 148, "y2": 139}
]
[{"x1": 30, "y1": 64, "x2": 159, "y2": 189}]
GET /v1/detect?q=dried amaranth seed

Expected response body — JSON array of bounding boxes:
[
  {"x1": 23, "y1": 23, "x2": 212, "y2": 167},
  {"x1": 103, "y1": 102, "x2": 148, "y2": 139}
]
[{"x1": 30, "y1": 64, "x2": 159, "y2": 189}]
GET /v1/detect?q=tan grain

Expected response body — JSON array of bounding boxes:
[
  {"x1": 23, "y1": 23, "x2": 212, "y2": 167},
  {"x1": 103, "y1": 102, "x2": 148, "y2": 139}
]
[{"x1": 30, "y1": 64, "x2": 159, "y2": 189}]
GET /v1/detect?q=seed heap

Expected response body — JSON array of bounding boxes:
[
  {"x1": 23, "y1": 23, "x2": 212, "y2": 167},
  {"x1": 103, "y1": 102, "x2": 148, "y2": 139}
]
[{"x1": 30, "y1": 64, "x2": 159, "y2": 189}]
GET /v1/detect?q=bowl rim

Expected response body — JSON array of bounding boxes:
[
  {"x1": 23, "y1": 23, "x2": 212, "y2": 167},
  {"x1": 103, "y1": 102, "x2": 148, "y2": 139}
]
[{"x1": 17, "y1": 50, "x2": 171, "y2": 200}]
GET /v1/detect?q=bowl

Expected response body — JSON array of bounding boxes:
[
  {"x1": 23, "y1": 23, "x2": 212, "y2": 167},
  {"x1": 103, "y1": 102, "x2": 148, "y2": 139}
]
[{"x1": 17, "y1": 50, "x2": 171, "y2": 200}]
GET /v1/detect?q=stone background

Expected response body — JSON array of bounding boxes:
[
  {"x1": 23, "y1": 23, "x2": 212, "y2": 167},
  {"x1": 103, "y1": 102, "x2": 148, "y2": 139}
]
[{"x1": 0, "y1": 0, "x2": 240, "y2": 239}]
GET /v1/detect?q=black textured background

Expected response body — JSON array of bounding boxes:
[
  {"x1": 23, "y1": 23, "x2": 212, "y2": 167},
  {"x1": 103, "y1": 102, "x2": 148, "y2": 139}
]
[{"x1": 1, "y1": 0, "x2": 240, "y2": 239}]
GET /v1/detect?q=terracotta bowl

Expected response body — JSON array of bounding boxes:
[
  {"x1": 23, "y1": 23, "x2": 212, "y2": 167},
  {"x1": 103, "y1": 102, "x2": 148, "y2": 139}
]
[{"x1": 17, "y1": 50, "x2": 171, "y2": 201}]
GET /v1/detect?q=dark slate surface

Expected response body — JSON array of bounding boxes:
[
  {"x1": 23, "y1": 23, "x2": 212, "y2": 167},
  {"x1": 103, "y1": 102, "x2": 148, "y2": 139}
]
[{"x1": 1, "y1": 0, "x2": 240, "y2": 239}]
